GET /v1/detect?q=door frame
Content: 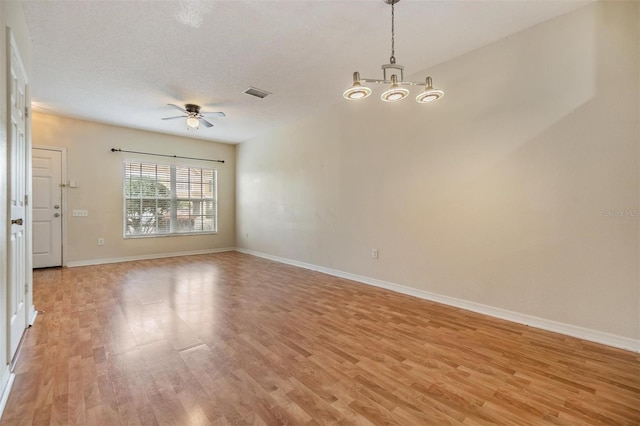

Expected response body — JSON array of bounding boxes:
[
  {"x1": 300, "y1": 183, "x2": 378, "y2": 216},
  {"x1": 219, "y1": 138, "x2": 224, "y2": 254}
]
[{"x1": 32, "y1": 145, "x2": 67, "y2": 267}]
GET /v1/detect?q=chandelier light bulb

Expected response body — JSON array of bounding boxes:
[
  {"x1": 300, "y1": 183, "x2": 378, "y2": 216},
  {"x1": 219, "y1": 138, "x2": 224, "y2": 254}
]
[
  {"x1": 343, "y1": 72, "x2": 372, "y2": 100},
  {"x1": 380, "y1": 74, "x2": 409, "y2": 102},
  {"x1": 416, "y1": 76, "x2": 444, "y2": 104}
]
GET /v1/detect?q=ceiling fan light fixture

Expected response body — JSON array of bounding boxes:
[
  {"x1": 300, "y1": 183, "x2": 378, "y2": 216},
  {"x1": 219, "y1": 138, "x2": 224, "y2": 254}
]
[
  {"x1": 416, "y1": 77, "x2": 444, "y2": 103},
  {"x1": 186, "y1": 116, "x2": 200, "y2": 129},
  {"x1": 380, "y1": 74, "x2": 409, "y2": 102},
  {"x1": 343, "y1": 72, "x2": 372, "y2": 100},
  {"x1": 162, "y1": 104, "x2": 224, "y2": 129}
]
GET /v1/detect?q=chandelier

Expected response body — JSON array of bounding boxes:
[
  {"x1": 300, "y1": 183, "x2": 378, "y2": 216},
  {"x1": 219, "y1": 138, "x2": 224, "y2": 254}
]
[{"x1": 343, "y1": 0, "x2": 444, "y2": 104}]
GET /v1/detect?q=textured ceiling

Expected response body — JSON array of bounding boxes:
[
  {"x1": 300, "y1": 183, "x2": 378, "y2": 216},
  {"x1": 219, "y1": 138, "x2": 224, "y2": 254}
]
[{"x1": 23, "y1": 0, "x2": 589, "y2": 144}]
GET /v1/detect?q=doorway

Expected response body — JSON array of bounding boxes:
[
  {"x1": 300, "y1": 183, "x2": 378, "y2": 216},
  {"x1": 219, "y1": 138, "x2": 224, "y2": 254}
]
[{"x1": 32, "y1": 147, "x2": 65, "y2": 268}]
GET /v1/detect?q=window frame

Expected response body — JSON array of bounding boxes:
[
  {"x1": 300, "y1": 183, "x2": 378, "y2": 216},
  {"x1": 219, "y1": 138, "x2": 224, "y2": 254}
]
[{"x1": 122, "y1": 159, "x2": 218, "y2": 238}]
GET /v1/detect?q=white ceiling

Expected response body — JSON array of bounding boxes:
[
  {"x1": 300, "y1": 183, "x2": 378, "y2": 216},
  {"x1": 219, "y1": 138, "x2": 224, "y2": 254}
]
[{"x1": 23, "y1": 0, "x2": 589, "y2": 145}]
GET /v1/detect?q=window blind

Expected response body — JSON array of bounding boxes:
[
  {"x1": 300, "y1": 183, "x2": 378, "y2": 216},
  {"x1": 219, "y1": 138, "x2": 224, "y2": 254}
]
[{"x1": 123, "y1": 160, "x2": 217, "y2": 237}]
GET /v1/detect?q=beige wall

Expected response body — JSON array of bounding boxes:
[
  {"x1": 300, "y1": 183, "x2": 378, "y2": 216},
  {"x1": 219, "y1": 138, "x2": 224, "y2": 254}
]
[
  {"x1": 31, "y1": 113, "x2": 236, "y2": 264},
  {"x1": 236, "y1": 2, "x2": 639, "y2": 341}
]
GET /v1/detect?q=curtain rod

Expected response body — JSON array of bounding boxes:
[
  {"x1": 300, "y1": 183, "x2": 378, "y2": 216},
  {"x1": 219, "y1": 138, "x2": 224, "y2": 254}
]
[{"x1": 110, "y1": 148, "x2": 225, "y2": 164}]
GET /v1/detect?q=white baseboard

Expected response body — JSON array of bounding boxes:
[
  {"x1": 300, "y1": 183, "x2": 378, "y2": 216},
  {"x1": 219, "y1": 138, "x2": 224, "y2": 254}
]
[
  {"x1": 235, "y1": 248, "x2": 640, "y2": 353},
  {"x1": 29, "y1": 308, "x2": 38, "y2": 327},
  {"x1": 65, "y1": 247, "x2": 235, "y2": 268},
  {"x1": 0, "y1": 370, "x2": 15, "y2": 421}
]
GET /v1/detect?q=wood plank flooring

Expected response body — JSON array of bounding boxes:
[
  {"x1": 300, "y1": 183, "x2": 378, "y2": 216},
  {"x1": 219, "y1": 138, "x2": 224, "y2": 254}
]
[{"x1": 1, "y1": 251, "x2": 638, "y2": 425}]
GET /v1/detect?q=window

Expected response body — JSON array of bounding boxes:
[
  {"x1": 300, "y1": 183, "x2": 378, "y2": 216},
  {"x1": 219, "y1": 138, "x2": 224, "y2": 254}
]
[{"x1": 123, "y1": 160, "x2": 217, "y2": 237}]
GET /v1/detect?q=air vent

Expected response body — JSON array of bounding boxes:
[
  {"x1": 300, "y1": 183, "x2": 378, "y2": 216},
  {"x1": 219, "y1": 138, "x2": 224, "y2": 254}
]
[{"x1": 243, "y1": 87, "x2": 271, "y2": 99}]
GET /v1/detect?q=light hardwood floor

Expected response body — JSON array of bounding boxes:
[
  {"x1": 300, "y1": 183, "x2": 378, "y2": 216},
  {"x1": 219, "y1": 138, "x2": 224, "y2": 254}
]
[{"x1": 1, "y1": 252, "x2": 638, "y2": 425}]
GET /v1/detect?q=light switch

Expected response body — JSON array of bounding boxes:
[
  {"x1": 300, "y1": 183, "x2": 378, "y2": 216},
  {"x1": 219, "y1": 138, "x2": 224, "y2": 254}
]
[{"x1": 72, "y1": 209, "x2": 88, "y2": 217}]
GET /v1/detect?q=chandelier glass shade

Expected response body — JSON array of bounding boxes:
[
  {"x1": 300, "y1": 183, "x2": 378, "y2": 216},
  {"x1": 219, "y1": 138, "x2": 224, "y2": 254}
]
[
  {"x1": 415, "y1": 77, "x2": 444, "y2": 103},
  {"x1": 343, "y1": 72, "x2": 373, "y2": 100},
  {"x1": 380, "y1": 74, "x2": 410, "y2": 102},
  {"x1": 343, "y1": 0, "x2": 444, "y2": 104}
]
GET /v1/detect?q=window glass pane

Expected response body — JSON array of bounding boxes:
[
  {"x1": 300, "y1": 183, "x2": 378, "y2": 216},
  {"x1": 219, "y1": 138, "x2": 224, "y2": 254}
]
[
  {"x1": 156, "y1": 181, "x2": 170, "y2": 198},
  {"x1": 125, "y1": 162, "x2": 141, "y2": 178},
  {"x1": 204, "y1": 183, "x2": 213, "y2": 198},
  {"x1": 126, "y1": 198, "x2": 140, "y2": 214},
  {"x1": 175, "y1": 182, "x2": 189, "y2": 198},
  {"x1": 175, "y1": 166, "x2": 189, "y2": 182},
  {"x1": 203, "y1": 215, "x2": 215, "y2": 231},
  {"x1": 125, "y1": 180, "x2": 135, "y2": 198},
  {"x1": 126, "y1": 176, "x2": 142, "y2": 197},
  {"x1": 141, "y1": 162, "x2": 156, "y2": 177},
  {"x1": 157, "y1": 216, "x2": 170, "y2": 233},
  {"x1": 190, "y1": 183, "x2": 203, "y2": 199},
  {"x1": 189, "y1": 168, "x2": 202, "y2": 183},
  {"x1": 139, "y1": 216, "x2": 157, "y2": 234},
  {"x1": 141, "y1": 199, "x2": 156, "y2": 211},
  {"x1": 140, "y1": 200, "x2": 158, "y2": 234},
  {"x1": 158, "y1": 182, "x2": 171, "y2": 196},
  {"x1": 177, "y1": 216, "x2": 193, "y2": 231},
  {"x1": 201, "y1": 200, "x2": 214, "y2": 214},
  {"x1": 176, "y1": 200, "x2": 190, "y2": 217},
  {"x1": 189, "y1": 200, "x2": 201, "y2": 215},
  {"x1": 157, "y1": 164, "x2": 171, "y2": 181},
  {"x1": 190, "y1": 216, "x2": 203, "y2": 231},
  {"x1": 201, "y1": 169, "x2": 213, "y2": 181},
  {"x1": 157, "y1": 199, "x2": 171, "y2": 214},
  {"x1": 125, "y1": 199, "x2": 141, "y2": 235},
  {"x1": 140, "y1": 178, "x2": 157, "y2": 197}
]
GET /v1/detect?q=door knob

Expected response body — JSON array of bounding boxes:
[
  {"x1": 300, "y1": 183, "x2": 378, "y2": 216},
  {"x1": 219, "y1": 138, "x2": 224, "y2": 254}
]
[
  {"x1": 11, "y1": 218, "x2": 23, "y2": 225},
  {"x1": 54, "y1": 213, "x2": 60, "y2": 218},
  {"x1": 54, "y1": 205, "x2": 60, "y2": 209}
]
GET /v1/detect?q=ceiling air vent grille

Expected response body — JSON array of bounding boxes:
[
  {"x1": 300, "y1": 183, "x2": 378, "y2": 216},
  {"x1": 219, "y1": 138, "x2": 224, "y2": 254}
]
[{"x1": 243, "y1": 87, "x2": 271, "y2": 99}]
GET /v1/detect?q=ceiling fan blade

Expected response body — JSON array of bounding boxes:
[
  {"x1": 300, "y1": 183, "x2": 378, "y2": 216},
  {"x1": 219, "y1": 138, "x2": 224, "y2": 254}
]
[
  {"x1": 161, "y1": 115, "x2": 187, "y2": 120},
  {"x1": 201, "y1": 111, "x2": 226, "y2": 118},
  {"x1": 199, "y1": 117, "x2": 214, "y2": 128},
  {"x1": 167, "y1": 103, "x2": 187, "y2": 113}
]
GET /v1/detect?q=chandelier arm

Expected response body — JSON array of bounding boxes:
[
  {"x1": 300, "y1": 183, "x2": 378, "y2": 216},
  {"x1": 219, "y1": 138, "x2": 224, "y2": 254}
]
[{"x1": 360, "y1": 77, "x2": 425, "y2": 86}]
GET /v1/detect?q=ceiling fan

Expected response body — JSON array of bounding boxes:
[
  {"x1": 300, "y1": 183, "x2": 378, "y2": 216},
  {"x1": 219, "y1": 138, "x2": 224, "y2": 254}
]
[{"x1": 162, "y1": 103, "x2": 225, "y2": 129}]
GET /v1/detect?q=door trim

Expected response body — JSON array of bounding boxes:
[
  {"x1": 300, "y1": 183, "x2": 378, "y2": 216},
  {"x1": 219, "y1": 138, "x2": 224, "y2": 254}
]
[{"x1": 32, "y1": 145, "x2": 67, "y2": 267}]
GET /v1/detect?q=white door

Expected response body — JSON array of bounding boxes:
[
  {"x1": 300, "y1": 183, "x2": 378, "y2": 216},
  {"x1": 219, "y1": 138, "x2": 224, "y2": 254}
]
[
  {"x1": 32, "y1": 149, "x2": 62, "y2": 268},
  {"x1": 8, "y1": 32, "x2": 29, "y2": 358}
]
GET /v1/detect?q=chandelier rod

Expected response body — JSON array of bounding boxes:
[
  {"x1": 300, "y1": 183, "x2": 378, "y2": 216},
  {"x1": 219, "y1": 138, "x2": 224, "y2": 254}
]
[{"x1": 390, "y1": 1, "x2": 395, "y2": 64}]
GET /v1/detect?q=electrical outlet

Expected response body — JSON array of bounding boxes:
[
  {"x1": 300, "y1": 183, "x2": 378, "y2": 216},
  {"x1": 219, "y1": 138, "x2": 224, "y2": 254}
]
[
  {"x1": 371, "y1": 248, "x2": 379, "y2": 259},
  {"x1": 98, "y1": 238, "x2": 105, "y2": 246}
]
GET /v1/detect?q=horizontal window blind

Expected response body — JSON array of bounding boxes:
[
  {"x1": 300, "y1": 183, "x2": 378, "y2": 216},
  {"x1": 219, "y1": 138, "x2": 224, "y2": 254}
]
[{"x1": 123, "y1": 160, "x2": 217, "y2": 237}]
